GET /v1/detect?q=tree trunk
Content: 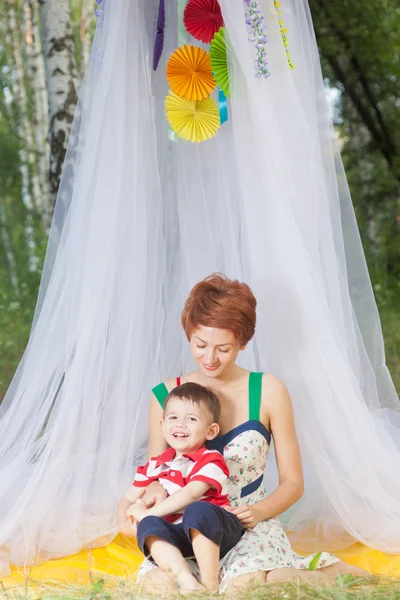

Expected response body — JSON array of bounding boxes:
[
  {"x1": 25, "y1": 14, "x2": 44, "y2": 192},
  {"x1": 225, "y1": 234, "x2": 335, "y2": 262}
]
[
  {"x1": 6, "y1": 0, "x2": 41, "y2": 273},
  {"x1": 0, "y1": 201, "x2": 20, "y2": 297},
  {"x1": 24, "y1": 0, "x2": 52, "y2": 231},
  {"x1": 39, "y1": 0, "x2": 78, "y2": 198},
  {"x1": 7, "y1": 0, "x2": 44, "y2": 218},
  {"x1": 20, "y1": 154, "x2": 42, "y2": 273}
]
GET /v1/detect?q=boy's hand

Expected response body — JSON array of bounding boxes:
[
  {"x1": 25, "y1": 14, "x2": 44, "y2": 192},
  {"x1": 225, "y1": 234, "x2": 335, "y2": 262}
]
[{"x1": 142, "y1": 482, "x2": 168, "y2": 508}]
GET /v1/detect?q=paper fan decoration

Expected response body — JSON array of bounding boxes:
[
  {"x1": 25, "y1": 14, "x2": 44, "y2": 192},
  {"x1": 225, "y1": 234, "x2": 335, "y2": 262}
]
[
  {"x1": 153, "y1": 0, "x2": 165, "y2": 71},
  {"x1": 210, "y1": 27, "x2": 230, "y2": 98},
  {"x1": 165, "y1": 91, "x2": 220, "y2": 143},
  {"x1": 183, "y1": 0, "x2": 224, "y2": 44},
  {"x1": 166, "y1": 45, "x2": 216, "y2": 101}
]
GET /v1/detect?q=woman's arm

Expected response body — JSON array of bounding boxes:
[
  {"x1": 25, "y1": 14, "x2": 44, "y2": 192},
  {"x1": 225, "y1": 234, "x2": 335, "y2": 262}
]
[
  {"x1": 228, "y1": 376, "x2": 304, "y2": 528},
  {"x1": 148, "y1": 393, "x2": 169, "y2": 458},
  {"x1": 117, "y1": 485, "x2": 146, "y2": 536}
]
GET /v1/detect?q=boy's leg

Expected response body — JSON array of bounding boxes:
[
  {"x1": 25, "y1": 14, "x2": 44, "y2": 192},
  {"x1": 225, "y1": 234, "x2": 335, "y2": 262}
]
[
  {"x1": 137, "y1": 516, "x2": 203, "y2": 592},
  {"x1": 182, "y1": 502, "x2": 245, "y2": 590},
  {"x1": 145, "y1": 536, "x2": 204, "y2": 592},
  {"x1": 190, "y1": 530, "x2": 220, "y2": 590}
]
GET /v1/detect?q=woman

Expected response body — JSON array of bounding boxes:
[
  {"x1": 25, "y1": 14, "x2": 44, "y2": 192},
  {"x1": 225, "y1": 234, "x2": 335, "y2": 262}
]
[{"x1": 138, "y1": 274, "x2": 367, "y2": 592}]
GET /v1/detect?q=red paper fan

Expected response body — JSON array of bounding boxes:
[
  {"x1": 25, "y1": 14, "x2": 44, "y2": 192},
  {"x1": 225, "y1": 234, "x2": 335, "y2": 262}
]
[{"x1": 184, "y1": 0, "x2": 224, "y2": 45}]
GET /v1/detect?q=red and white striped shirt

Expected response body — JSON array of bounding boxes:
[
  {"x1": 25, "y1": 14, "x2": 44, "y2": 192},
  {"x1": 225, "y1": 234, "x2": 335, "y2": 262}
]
[{"x1": 133, "y1": 446, "x2": 230, "y2": 523}]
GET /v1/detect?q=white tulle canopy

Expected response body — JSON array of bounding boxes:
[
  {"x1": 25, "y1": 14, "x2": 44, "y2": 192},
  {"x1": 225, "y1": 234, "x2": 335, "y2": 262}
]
[{"x1": 0, "y1": 0, "x2": 399, "y2": 578}]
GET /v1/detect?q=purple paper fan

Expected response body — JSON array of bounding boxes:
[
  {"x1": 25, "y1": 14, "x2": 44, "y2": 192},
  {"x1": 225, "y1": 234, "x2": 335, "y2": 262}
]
[{"x1": 153, "y1": 0, "x2": 165, "y2": 71}]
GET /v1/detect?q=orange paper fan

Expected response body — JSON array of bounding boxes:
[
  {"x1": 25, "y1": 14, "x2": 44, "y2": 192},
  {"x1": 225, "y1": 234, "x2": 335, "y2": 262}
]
[
  {"x1": 165, "y1": 91, "x2": 220, "y2": 143},
  {"x1": 166, "y1": 45, "x2": 216, "y2": 101}
]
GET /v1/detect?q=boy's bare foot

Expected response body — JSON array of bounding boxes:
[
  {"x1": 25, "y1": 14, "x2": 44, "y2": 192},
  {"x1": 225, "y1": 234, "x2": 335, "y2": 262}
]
[
  {"x1": 201, "y1": 580, "x2": 219, "y2": 593},
  {"x1": 176, "y1": 571, "x2": 205, "y2": 594},
  {"x1": 202, "y1": 585, "x2": 219, "y2": 595}
]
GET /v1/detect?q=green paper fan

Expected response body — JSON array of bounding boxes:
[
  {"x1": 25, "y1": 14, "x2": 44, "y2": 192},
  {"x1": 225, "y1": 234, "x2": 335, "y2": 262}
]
[{"x1": 210, "y1": 27, "x2": 230, "y2": 98}]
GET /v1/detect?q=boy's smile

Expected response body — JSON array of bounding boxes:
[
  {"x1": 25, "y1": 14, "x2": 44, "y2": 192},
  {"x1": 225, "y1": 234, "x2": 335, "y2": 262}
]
[{"x1": 161, "y1": 397, "x2": 219, "y2": 455}]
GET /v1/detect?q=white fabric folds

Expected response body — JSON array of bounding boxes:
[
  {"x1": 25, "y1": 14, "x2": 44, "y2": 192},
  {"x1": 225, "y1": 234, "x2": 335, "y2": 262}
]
[{"x1": 0, "y1": 0, "x2": 399, "y2": 577}]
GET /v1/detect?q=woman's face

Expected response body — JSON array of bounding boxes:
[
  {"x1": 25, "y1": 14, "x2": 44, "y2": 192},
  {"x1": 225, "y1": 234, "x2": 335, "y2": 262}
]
[{"x1": 190, "y1": 326, "x2": 245, "y2": 379}]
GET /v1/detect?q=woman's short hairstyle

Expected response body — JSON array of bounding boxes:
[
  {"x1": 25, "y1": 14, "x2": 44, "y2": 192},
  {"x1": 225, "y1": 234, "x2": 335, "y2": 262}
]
[
  {"x1": 181, "y1": 273, "x2": 257, "y2": 346},
  {"x1": 165, "y1": 382, "x2": 221, "y2": 423}
]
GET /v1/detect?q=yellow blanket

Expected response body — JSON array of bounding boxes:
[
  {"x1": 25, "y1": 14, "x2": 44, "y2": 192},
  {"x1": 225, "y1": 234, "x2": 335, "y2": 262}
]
[{"x1": 2, "y1": 537, "x2": 400, "y2": 588}]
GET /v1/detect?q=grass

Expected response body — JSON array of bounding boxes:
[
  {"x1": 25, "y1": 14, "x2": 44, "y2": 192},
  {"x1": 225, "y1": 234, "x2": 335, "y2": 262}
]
[{"x1": 1, "y1": 576, "x2": 400, "y2": 600}]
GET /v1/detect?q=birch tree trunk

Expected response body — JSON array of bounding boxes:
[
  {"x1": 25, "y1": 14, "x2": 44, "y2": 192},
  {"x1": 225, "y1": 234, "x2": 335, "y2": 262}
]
[
  {"x1": 39, "y1": 0, "x2": 78, "y2": 199},
  {"x1": 7, "y1": 0, "x2": 43, "y2": 218},
  {"x1": 0, "y1": 201, "x2": 20, "y2": 297},
  {"x1": 24, "y1": 0, "x2": 51, "y2": 231},
  {"x1": 6, "y1": 0, "x2": 41, "y2": 273}
]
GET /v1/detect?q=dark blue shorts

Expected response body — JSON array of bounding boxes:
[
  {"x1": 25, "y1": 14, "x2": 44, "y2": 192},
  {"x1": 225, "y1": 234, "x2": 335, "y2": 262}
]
[{"x1": 137, "y1": 501, "x2": 244, "y2": 561}]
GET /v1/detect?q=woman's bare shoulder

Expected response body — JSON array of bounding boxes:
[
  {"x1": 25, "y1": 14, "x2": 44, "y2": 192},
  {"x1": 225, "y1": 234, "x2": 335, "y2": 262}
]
[
  {"x1": 260, "y1": 374, "x2": 291, "y2": 425},
  {"x1": 262, "y1": 373, "x2": 287, "y2": 394},
  {"x1": 179, "y1": 370, "x2": 200, "y2": 384},
  {"x1": 158, "y1": 371, "x2": 198, "y2": 392},
  {"x1": 149, "y1": 377, "x2": 177, "y2": 412},
  {"x1": 163, "y1": 376, "x2": 180, "y2": 392}
]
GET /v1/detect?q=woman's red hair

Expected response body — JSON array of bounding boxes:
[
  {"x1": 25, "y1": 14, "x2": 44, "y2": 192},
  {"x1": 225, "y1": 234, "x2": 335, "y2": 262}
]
[{"x1": 181, "y1": 274, "x2": 257, "y2": 346}]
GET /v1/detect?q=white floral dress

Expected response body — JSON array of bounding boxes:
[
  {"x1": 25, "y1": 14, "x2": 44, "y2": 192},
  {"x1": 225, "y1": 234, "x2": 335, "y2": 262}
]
[{"x1": 138, "y1": 373, "x2": 339, "y2": 592}]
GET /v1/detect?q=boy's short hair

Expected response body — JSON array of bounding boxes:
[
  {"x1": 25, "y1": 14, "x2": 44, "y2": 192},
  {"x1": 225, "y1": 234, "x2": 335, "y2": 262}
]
[{"x1": 164, "y1": 382, "x2": 221, "y2": 423}]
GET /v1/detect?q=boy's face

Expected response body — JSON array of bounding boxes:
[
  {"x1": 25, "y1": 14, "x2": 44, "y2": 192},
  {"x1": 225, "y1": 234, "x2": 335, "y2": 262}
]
[{"x1": 161, "y1": 397, "x2": 219, "y2": 455}]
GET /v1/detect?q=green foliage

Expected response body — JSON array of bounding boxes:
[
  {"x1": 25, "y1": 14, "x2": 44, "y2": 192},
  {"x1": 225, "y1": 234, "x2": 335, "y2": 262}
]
[
  {"x1": 310, "y1": 0, "x2": 400, "y2": 391},
  {"x1": 0, "y1": 39, "x2": 46, "y2": 400},
  {"x1": 380, "y1": 305, "x2": 400, "y2": 395}
]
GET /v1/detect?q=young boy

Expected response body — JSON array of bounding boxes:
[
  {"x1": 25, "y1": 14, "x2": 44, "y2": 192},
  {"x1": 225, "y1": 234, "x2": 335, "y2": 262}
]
[{"x1": 117, "y1": 382, "x2": 244, "y2": 592}]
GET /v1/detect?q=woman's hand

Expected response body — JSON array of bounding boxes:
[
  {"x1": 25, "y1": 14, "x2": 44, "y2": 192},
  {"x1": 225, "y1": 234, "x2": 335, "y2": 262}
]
[
  {"x1": 127, "y1": 501, "x2": 148, "y2": 523},
  {"x1": 120, "y1": 519, "x2": 138, "y2": 538},
  {"x1": 225, "y1": 504, "x2": 259, "y2": 529},
  {"x1": 142, "y1": 481, "x2": 168, "y2": 508}
]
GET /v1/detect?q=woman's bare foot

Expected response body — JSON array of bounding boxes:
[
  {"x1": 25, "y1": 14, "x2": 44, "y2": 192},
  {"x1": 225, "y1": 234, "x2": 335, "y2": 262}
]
[
  {"x1": 321, "y1": 561, "x2": 369, "y2": 579},
  {"x1": 266, "y1": 561, "x2": 369, "y2": 585}
]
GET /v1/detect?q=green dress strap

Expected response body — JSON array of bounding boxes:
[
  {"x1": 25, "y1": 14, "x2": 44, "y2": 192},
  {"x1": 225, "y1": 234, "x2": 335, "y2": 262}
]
[
  {"x1": 248, "y1": 371, "x2": 263, "y2": 421},
  {"x1": 152, "y1": 382, "x2": 169, "y2": 409}
]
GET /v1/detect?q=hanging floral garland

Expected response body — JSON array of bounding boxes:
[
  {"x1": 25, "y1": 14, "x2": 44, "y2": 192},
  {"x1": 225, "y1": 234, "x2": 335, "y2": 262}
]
[
  {"x1": 274, "y1": 0, "x2": 295, "y2": 70},
  {"x1": 243, "y1": 0, "x2": 270, "y2": 79}
]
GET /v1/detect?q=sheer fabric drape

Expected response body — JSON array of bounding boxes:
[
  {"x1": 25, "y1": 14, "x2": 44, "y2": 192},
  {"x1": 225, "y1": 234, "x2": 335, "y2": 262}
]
[{"x1": 0, "y1": 0, "x2": 399, "y2": 577}]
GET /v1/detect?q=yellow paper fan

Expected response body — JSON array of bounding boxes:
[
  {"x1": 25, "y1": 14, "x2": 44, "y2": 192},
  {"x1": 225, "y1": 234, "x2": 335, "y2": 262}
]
[
  {"x1": 166, "y1": 45, "x2": 216, "y2": 101},
  {"x1": 165, "y1": 91, "x2": 220, "y2": 143}
]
